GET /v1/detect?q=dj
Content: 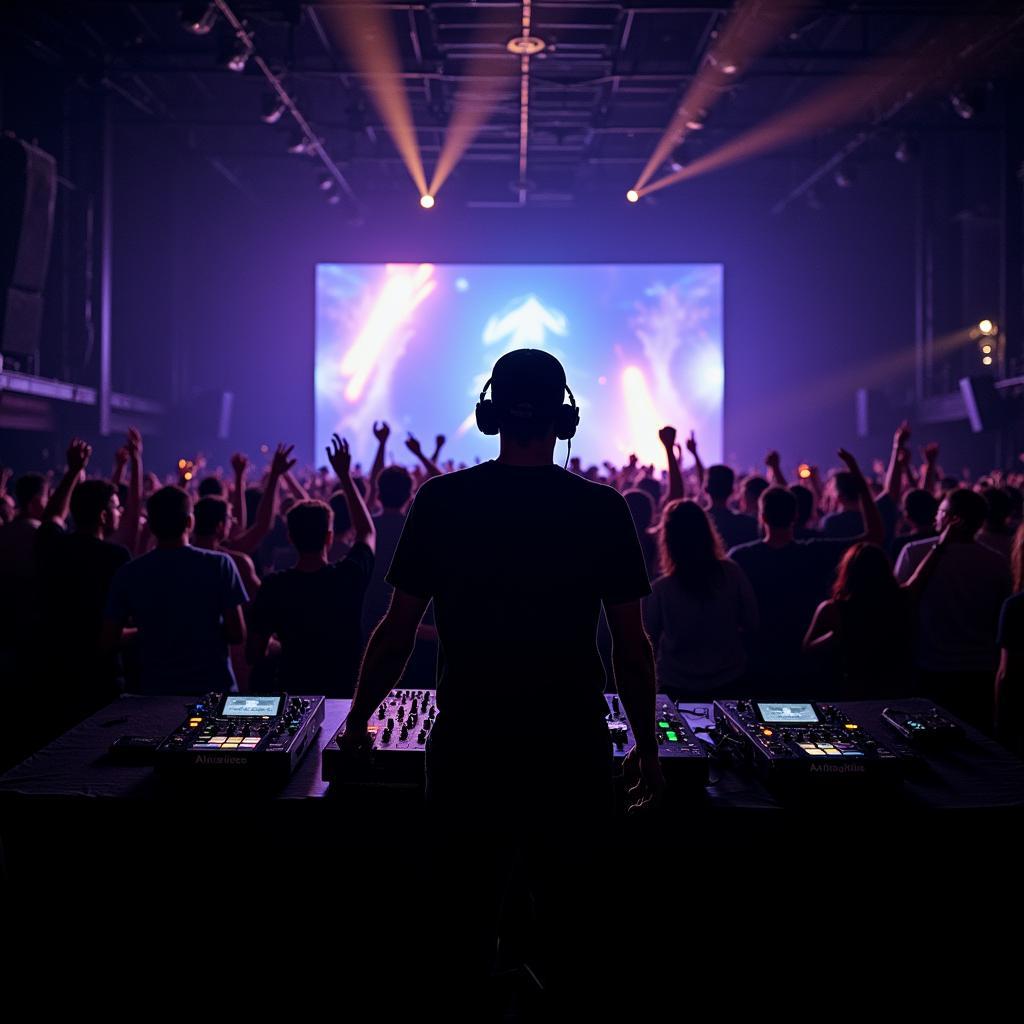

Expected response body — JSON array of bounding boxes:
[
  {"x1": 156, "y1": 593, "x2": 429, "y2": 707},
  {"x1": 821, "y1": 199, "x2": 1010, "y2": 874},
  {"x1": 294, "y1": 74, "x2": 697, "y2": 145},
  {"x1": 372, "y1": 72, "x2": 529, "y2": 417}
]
[{"x1": 339, "y1": 348, "x2": 663, "y2": 999}]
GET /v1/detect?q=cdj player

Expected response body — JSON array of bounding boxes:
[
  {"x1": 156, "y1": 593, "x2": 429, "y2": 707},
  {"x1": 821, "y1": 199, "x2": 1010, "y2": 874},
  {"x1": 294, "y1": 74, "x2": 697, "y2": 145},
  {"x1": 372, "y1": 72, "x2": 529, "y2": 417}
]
[
  {"x1": 155, "y1": 693, "x2": 325, "y2": 780},
  {"x1": 714, "y1": 699, "x2": 909, "y2": 785},
  {"x1": 322, "y1": 689, "x2": 708, "y2": 786}
]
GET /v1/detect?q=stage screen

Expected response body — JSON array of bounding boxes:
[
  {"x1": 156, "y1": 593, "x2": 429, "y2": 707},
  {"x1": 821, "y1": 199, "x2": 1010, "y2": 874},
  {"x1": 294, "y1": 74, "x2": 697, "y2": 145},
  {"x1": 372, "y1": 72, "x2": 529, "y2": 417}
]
[{"x1": 315, "y1": 263, "x2": 723, "y2": 470}]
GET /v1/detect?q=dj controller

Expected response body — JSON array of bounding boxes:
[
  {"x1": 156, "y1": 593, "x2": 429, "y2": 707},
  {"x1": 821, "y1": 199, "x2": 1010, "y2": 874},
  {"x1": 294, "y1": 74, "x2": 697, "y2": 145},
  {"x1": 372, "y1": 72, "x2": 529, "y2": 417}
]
[
  {"x1": 154, "y1": 693, "x2": 325, "y2": 780},
  {"x1": 713, "y1": 699, "x2": 912, "y2": 784},
  {"x1": 321, "y1": 689, "x2": 709, "y2": 786}
]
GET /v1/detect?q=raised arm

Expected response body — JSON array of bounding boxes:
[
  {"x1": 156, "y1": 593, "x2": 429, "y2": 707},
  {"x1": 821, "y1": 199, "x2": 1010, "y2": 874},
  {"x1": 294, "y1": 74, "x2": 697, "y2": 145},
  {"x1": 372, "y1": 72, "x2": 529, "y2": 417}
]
[
  {"x1": 658, "y1": 426, "x2": 684, "y2": 503},
  {"x1": 43, "y1": 438, "x2": 92, "y2": 524},
  {"x1": 327, "y1": 434, "x2": 376, "y2": 553},
  {"x1": 229, "y1": 453, "x2": 249, "y2": 536},
  {"x1": 921, "y1": 441, "x2": 940, "y2": 496},
  {"x1": 430, "y1": 433, "x2": 446, "y2": 464},
  {"x1": 405, "y1": 433, "x2": 442, "y2": 479},
  {"x1": 338, "y1": 589, "x2": 430, "y2": 754},
  {"x1": 837, "y1": 448, "x2": 884, "y2": 546},
  {"x1": 231, "y1": 443, "x2": 296, "y2": 555},
  {"x1": 365, "y1": 421, "x2": 390, "y2": 513},
  {"x1": 111, "y1": 444, "x2": 129, "y2": 488},
  {"x1": 114, "y1": 427, "x2": 144, "y2": 554},
  {"x1": 765, "y1": 450, "x2": 786, "y2": 487},
  {"x1": 685, "y1": 431, "x2": 705, "y2": 492},
  {"x1": 283, "y1": 470, "x2": 309, "y2": 503},
  {"x1": 885, "y1": 421, "x2": 910, "y2": 505}
]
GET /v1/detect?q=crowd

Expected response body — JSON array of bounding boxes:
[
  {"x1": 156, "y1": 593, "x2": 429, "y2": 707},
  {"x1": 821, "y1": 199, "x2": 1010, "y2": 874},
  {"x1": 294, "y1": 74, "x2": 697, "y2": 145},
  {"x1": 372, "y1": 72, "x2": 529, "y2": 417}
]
[{"x1": 1, "y1": 413, "x2": 1022, "y2": 766}]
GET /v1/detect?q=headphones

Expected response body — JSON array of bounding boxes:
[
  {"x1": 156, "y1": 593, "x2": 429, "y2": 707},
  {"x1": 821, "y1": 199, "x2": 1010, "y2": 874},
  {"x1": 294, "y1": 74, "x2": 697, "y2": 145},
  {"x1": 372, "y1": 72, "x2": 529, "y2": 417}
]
[{"x1": 475, "y1": 377, "x2": 580, "y2": 440}]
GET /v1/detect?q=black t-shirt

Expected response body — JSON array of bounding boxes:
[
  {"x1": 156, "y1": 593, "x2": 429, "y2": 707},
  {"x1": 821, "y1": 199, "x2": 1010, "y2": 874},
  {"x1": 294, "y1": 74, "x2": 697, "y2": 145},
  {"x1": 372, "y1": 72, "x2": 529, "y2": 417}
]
[
  {"x1": 249, "y1": 542, "x2": 374, "y2": 697},
  {"x1": 35, "y1": 522, "x2": 131, "y2": 654},
  {"x1": 386, "y1": 462, "x2": 651, "y2": 723},
  {"x1": 33, "y1": 523, "x2": 131, "y2": 709},
  {"x1": 729, "y1": 537, "x2": 853, "y2": 680},
  {"x1": 708, "y1": 506, "x2": 759, "y2": 550}
]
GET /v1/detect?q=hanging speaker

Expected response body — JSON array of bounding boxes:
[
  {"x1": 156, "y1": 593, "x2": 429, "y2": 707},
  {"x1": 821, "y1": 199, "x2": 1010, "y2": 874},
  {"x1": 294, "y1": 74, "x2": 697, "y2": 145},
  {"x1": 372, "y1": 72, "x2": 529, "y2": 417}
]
[{"x1": 0, "y1": 136, "x2": 57, "y2": 359}]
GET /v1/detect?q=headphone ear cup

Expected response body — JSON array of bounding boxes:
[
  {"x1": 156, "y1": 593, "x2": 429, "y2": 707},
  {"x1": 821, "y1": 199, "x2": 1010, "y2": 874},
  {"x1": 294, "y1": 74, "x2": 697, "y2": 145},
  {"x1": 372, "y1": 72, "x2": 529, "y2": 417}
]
[
  {"x1": 475, "y1": 400, "x2": 501, "y2": 436},
  {"x1": 554, "y1": 402, "x2": 579, "y2": 441}
]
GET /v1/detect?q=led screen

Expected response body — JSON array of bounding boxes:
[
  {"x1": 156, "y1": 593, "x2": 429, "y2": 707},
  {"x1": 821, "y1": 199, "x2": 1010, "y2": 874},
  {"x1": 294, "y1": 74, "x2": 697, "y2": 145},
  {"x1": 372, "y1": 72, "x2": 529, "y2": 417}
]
[{"x1": 315, "y1": 263, "x2": 723, "y2": 468}]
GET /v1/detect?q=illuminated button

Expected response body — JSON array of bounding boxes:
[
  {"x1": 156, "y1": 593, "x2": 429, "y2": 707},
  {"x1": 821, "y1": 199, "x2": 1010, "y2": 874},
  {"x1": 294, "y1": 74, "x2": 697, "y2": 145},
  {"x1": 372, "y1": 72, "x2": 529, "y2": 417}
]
[
  {"x1": 666, "y1": 731, "x2": 678, "y2": 742},
  {"x1": 842, "y1": 751, "x2": 864, "y2": 756},
  {"x1": 761, "y1": 729, "x2": 773, "y2": 737},
  {"x1": 798, "y1": 743, "x2": 815, "y2": 750},
  {"x1": 211, "y1": 737, "x2": 228, "y2": 744},
  {"x1": 844, "y1": 723, "x2": 858, "y2": 730},
  {"x1": 658, "y1": 721, "x2": 671, "y2": 729},
  {"x1": 806, "y1": 749, "x2": 826, "y2": 756},
  {"x1": 824, "y1": 749, "x2": 842, "y2": 756}
]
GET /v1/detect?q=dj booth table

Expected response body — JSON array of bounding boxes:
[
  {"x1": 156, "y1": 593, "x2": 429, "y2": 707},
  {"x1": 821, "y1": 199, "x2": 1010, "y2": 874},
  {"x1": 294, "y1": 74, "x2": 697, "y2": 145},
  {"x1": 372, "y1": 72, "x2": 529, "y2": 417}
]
[{"x1": 2, "y1": 695, "x2": 1023, "y2": 1004}]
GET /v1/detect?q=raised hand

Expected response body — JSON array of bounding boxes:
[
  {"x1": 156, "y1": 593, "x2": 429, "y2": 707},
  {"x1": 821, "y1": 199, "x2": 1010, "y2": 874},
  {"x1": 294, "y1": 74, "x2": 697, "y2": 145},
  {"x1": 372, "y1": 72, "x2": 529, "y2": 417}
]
[
  {"x1": 114, "y1": 446, "x2": 130, "y2": 470},
  {"x1": 628, "y1": 453, "x2": 639, "y2": 467},
  {"x1": 230, "y1": 452, "x2": 249, "y2": 477},
  {"x1": 66, "y1": 438, "x2": 92, "y2": 475},
  {"x1": 326, "y1": 435, "x2": 351, "y2": 479},
  {"x1": 373, "y1": 421, "x2": 391, "y2": 443},
  {"x1": 836, "y1": 448, "x2": 863, "y2": 479},
  {"x1": 922, "y1": 442, "x2": 940, "y2": 464},
  {"x1": 270, "y1": 443, "x2": 297, "y2": 477},
  {"x1": 893, "y1": 420, "x2": 911, "y2": 449},
  {"x1": 434, "y1": 434, "x2": 446, "y2": 451},
  {"x1": 405, "y1": 433, "x2": 423, "y2": 457},
  {"x1": 126, "y1": 426, "x2": 143, "y2": 457},
  {"x1": 658, "y1": 425, "x2": 677, "y2": 450},
  {"x1": 765, "y1": 450, "x2": 781, "y2": 470}
]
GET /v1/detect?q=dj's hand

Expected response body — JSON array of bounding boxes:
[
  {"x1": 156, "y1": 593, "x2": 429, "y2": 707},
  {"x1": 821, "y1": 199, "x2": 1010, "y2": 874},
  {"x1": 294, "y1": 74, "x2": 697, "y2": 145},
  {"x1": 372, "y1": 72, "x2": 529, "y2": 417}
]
[
  {"x1": 337, "y1": 716, "x2": 373, "y2": 760},
  {"x1": 622, "y1": 745, "x2": 666, "y2": 815}
]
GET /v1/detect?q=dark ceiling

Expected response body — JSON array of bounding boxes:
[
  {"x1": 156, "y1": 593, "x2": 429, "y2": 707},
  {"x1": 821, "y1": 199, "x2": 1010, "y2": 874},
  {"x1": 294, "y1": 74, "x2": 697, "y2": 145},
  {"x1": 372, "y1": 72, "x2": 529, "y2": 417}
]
[{"x1": 4, "y1": 1, "x2": 1024, "y2": 210}]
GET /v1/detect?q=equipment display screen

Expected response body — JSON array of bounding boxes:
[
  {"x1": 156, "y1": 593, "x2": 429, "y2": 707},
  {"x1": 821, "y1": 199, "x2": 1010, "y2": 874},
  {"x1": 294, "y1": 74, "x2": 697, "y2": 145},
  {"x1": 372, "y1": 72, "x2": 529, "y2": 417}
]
[
  {"x1": 315, "y1": 263, "x2": 724, "y2": 467},
  {"x1": 756, "y1": 703, "x2": 819, "y2": 724},
  {"x1": 222, "y1": 696, "x2": 282, "y2": 717}
]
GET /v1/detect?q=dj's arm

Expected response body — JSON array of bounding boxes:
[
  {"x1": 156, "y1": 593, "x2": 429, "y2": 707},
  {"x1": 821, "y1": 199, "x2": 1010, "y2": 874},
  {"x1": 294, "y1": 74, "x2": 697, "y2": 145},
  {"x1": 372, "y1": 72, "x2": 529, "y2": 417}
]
[
  {"x1": 340, "y1": 589, "x2": 430, "y2": 751},
  {"x1": 605, "y1": 599, "x2": 665, "y2": 812}
]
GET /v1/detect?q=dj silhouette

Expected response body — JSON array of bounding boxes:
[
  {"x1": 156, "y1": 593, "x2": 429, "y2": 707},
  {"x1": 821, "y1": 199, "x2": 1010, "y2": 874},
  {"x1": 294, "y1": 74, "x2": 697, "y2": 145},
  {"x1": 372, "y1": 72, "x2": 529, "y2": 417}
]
[{"x1": 339, "y1": 348, "x2": 663, "y2": 1001}]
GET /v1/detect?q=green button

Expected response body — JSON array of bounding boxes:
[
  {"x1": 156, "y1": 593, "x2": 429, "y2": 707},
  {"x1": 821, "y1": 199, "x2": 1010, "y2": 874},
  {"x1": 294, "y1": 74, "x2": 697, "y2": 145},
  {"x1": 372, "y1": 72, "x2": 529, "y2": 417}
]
[
  {"x1": 658, "y1": 720, "x2": 671, "y2": 729},
  {"x1": 666, "y1": 730, "x2": 678, "y2": 742}
]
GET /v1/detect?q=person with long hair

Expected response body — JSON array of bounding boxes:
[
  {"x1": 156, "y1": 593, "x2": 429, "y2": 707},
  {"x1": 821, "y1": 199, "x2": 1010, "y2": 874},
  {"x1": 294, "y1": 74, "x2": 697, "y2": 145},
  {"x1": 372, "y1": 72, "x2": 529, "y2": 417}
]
[
  {"x1": 644, "y1": 498, "x2": 758, "y2": 697},
  {"x1": 803, "y1": 542, "x2": 913, "y2": 698}
]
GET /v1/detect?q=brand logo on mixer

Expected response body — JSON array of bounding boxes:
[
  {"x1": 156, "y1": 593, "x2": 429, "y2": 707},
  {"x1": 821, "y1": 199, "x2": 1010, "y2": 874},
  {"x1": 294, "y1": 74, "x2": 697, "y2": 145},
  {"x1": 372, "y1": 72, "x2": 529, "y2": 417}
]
[
  {"x1": 809, "y1": 763, "x2": 865, "y2": 774},
  {"x1": 194, "y1": 755, "x2": 248, "y2": 765}
]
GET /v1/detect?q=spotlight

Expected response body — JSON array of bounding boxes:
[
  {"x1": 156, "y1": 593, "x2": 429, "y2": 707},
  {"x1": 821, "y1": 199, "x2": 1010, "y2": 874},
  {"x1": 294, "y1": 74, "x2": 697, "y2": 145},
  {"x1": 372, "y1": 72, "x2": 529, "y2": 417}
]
[
  {"x1": 419, "y1": 194, "x2": 435, "y2": 209},
  {"x1": 327, "y1": 194, "x2": 342, "y2": 206},
  {"x1": 721, "y1": 62, "x2": 738, "y2": 76},
  {"x1": 982, "y1": 356, "x2": 993, "y2": 366},
  {"x1": 834, "y1": 167, "x2": 854, "y2": 189},
  {"x1": 894, "y1": 136, "x2": 916, "y2": 164},
  {"x1": 318, "y1": 172, "x2": 335, "y2": 192},
  {"x1": 287, "y1": 129, "x2": 314, "y2": 155},
  {"x1": 180, "y1": 1, "x2": 217, "y2": 36},
  {"x1": 684, "y1": 109, "x2": 706, "y2": 132},
  {"x1": 981, "y1": 344, "x2": 993, "y2": 354},
  {"x1": 950, "y1": 90, "x2": 974, "y2": 121},
  {"x1": 260, "y1": 94, "x2": 286, "y2": 125},
  {"x1": 226, "y1": 40, "x2": 251, "y2": 73},
  {"x1": 798, "y1": 464, "x2": 812, "y2": 479},
  {"x1": 979, "y1": 319, "x2": 996, "y2": 335},
  {"x1": 626, "y1": 190, "x2": 639, "y2": 203}
]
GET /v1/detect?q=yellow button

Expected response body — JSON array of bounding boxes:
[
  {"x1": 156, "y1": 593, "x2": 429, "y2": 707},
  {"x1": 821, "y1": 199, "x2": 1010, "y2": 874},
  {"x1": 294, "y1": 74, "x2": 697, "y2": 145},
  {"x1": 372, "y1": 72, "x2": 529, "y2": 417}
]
[
  {"x1": 211, "y1": 737, "x2": 228, "y2": 743},
  {"x1": 762, "y1": 729, "x2": 774, "y2": 737},
  {"x1": 844, "y1": 723, "x2": 858, "y2": 730}
]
